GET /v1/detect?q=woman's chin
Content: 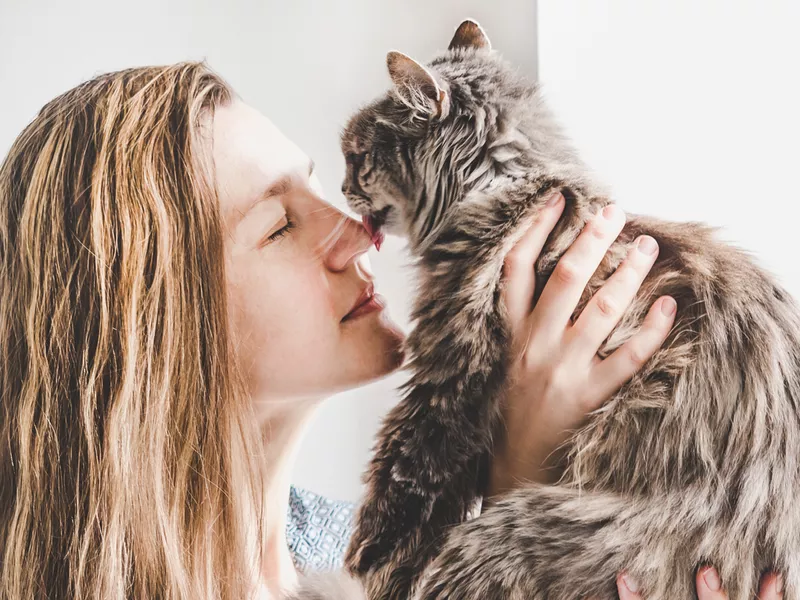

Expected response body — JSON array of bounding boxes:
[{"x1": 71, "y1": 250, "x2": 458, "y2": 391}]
[
  {"x1": 364, "y1": 321, "x2": 406, "y2": 381},
  {"x1": 340, "y1": 316, "x2": 406, "y2": 389}
]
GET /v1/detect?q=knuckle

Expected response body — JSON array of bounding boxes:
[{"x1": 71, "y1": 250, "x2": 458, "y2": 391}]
[
  {"x1": 553, "y1": 259, "x2": 580, "y2": 286},
  {"x1": 550, "y1": 360, "x2": 575, "y2": 387},
  {"x1": 594, "y1": 294, "x2": 619, "y2": 319},
  {"x1": 522, "y1": 344, "x2": 553, "y2": 374},
  {"x1": 542, "y1": 365, "x2": 569, "y2": 393},
  {"x1": 504, "y1": 251, "x2": 527, "y2": 274},
  {"x1": 522, "y1": 345, "x2": 543, "y2": 370},
  {"x1": 625, "y1": 344, "x2": 649, "y2": 367},
  {"x1": 522, "y1": 350, "x2": 537, "y2": 371}
]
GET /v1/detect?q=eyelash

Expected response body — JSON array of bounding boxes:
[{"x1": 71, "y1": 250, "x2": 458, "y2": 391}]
[{"x1": 264, "y1": 218, "x2": 294, "y2": 245}]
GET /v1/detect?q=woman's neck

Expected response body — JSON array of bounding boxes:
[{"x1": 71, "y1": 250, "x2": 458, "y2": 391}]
[{"x1": 255, "y1": 395, "x2": 322, "y2": 597}]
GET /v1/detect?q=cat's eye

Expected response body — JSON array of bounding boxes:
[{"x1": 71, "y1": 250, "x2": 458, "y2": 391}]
[{"x1": 350, "y1": 151, "x2": 369, "y2": 164}]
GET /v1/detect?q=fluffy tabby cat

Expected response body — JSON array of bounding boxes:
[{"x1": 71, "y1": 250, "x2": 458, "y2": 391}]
[{"x1": 334, "y1": 19, "x2": 800, "y2": 600}]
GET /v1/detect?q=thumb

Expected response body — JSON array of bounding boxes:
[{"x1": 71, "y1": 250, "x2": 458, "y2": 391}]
[{"x1": 617, "y1": 573, "x2": 643, "y2": 600}]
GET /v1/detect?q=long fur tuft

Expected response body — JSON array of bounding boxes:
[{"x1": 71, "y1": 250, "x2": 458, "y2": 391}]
[{"x1": 336, "y1": 19, "x2": 800, "y2": 600}]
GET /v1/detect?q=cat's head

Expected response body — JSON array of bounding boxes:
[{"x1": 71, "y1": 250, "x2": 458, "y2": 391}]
[{"x1": 341, "y1": 19, "x2": 533, "y2": 251}]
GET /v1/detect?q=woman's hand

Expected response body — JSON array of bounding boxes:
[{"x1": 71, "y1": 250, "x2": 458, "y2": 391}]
[
  {"x1": 488, "y1": 191, "x2": 677, "y2": 495},
  {"x1": 616, "y1": 568, "x2": 783, "y2": 599}
]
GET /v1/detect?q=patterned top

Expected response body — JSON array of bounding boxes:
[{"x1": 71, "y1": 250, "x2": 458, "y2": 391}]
[{"x1": 286, "y1": 486, "x2": 355, "y2": 573}]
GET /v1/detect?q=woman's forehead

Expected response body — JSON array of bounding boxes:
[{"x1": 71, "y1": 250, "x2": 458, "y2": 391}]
[{"x1": 212, "y1": 100, "x2": 308, "y2": 221}]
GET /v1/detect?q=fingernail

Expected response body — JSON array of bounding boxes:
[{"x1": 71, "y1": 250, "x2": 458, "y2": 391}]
[
  {"x1": 602, "y1": 204, "x2": 619, "y2": 219},
  {"x1": 776, "y1": 573, "x2": 784, "y2": 594},
  {"x1": 546, "y1": 190, "x2": 564, "y2": 207},
  {"x1": 661, "y1": 297, "x2": 677, "y2": 316},
  {"x1": 702, "y1": 567, "x2": 721, "y2": 592},
  {"x1": 621, "y1": 573, "x2": 640, "y2": 593},
  {"x1": 637, "y1": 235, "x2": 658, "y2": 255}
]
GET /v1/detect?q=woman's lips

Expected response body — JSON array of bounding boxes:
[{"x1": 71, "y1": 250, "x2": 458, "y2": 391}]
[
  {"x1": 342, "y1": 284, "x2": 385, "y2": 322},
  {"x1": 362, "y1": 215, "x2": 386, "y2": 251}
]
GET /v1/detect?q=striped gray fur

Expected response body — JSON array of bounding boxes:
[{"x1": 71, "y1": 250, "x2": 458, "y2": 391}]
[{"x1": 328, "y1": 19, "x2": 800, "y2": 600}]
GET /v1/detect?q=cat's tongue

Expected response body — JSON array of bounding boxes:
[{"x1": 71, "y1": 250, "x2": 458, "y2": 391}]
[{"x1": 362, "y1": 214, "x2": 385, "y2": 251}]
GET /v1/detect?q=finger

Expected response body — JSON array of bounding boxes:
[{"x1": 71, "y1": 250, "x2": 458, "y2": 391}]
[
  {"x1": 569, "y1": 235, "x2": 659, "y2": 361},
  {"x1": 617, "y1": 573, "x2": 643, "y2": 600},
  {"x1": 501, "y1": 190, "x2": 565, "y2": 331},
  {"x1": 589, "y1": 296, "x2": 676, "y2": 403},
  {"x1": 532, "y1": 204, "x2": 626, "y2": 340},
  {"x1": 758, "y1": 572, "x2": 784, "y2": 599},
  {"x1": 697, "y1": 567, "x2": 728, "y2": 600}
]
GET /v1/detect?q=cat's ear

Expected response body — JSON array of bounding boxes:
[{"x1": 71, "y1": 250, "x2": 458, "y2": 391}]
[
  {"x1": 449, "y1": 19, "x2": 492, "y2": 51},
  {"x1": 386, "y1": 51, "x2": 450, "y2": 118}
]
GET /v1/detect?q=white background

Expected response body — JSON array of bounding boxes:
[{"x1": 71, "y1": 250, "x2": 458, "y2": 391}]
[
  {"x1": 0, "y1": 0, "x2": 537, "y2": 502},
  {"x1": 2, "y1": 1, "x2": 798, "y2": 503},
  {"x1": 537, "y1": 0, "x2": 800, "y2": 299}
]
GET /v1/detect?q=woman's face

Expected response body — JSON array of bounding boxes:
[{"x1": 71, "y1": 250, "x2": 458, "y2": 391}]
[{"x1": 213, "y1": 100, "x2": 405, "y2": 401}]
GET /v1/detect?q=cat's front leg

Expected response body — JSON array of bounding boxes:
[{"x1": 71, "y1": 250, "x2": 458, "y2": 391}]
[
  {"x1": 346, "y1": 231, "x2": 516, "y2": 597},
  {"x1": 346, "y1": 375, "x2": 502, "y2": 599}
]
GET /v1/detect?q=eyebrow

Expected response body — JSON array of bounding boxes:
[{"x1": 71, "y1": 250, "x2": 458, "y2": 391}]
[
  {"x1": 238, "y1": 159, "x2": 315, "y2": 221},
  {"x1": 263, "y1": 159, "x2": 316, "y2": 199}
]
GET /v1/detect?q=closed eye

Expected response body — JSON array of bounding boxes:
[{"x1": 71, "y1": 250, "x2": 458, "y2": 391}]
[{"x1": 261, "y1": 216, "x2": 294, "y2": 246}]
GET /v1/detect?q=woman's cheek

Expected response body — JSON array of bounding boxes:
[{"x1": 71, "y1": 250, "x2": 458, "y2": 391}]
[
  {"x1": 256, "y1": 271, "x2": 339, "y2": 372},
  {"x1": 278, "y1": 267, "x2": 337, "y2": 335}
]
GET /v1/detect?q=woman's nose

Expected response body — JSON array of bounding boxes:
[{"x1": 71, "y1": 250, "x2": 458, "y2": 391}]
[{"x1": 323, "y1": 213, "x2": 373, "y2": 273}]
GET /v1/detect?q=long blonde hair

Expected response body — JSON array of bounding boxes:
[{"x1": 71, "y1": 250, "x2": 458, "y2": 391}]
[{"x1": 0, "y1": 63, "x2": 266, "y2": 599}]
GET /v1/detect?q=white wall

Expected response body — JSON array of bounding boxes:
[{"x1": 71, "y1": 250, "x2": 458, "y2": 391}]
[
  {"x1": 537, "y1": 0, "x2": 800, "y2": 303},
  {"x1": 0, "y1": 0, "x2": 537, "y2": 502},
  {"x1": 12, "y1": 1, "x2": 791, "y2": 505}
]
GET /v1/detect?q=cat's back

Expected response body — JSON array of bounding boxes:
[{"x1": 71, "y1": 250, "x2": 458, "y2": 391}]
[{"x1": 567, "y1": 212, "x2": 800, "y2": 506}]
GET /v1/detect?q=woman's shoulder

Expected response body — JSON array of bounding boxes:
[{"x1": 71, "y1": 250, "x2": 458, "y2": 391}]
[{"x1": 286, "y1": 486, "x2": 355, "y2": 573}]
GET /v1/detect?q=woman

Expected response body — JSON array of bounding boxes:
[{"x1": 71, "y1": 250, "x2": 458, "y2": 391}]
[{"x1": 0, "y1": 63, "x2": 781, "y2": 599}]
